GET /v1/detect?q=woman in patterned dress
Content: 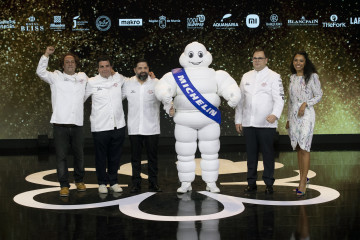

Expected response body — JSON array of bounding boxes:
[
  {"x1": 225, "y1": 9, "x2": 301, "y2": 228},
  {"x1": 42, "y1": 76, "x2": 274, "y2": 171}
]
[{"x1": 286, "y1": 51, "x2": 323, "y2": 196}]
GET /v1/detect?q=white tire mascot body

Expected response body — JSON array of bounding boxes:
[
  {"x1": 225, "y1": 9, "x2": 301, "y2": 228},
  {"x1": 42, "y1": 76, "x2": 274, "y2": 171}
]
[{"x1": 155, "y1": 42, "x2": 241, "y2": 193}]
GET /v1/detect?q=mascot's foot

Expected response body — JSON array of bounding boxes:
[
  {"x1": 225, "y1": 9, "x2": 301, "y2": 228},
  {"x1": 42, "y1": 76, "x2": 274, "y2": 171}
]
[
  {"x1": 206, "y1": 182, "x2": 220, "y2": 193},
  {"x1": 177, "y1": 182, "x2": 192, "y2": 193}
]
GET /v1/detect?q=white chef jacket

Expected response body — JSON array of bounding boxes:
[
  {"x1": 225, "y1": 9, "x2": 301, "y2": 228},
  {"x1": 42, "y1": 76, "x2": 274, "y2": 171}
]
[
  {"x1": 122, "y1": 76, "x2": 161, "y2": 135},
  {"x1": 36, "y1": 55, "x2": 88, "y2": 126},
  {"x1": 235, "y1": 66, "x2": 284, "y2": 128},
  {"x1": 85, "y1": 73, "x2": 126, "y2": 132}
]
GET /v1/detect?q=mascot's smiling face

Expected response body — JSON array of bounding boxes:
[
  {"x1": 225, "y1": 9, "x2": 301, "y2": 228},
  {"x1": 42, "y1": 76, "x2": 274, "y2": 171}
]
[{"x1": 179, "y1": 42, "x2": 212, "y2": 68}]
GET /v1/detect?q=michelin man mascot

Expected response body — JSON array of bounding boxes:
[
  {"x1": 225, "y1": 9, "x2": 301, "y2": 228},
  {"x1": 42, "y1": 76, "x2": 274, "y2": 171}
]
[{"x1": 155, "y1": 42, "x2": 241, "y2": 193}]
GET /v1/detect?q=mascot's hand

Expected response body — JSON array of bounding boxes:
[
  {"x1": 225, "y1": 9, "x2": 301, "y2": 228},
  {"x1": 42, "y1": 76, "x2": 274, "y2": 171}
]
[
  {"x1": 227, "y1": 99, "x2": 238, "y2": 108},
  {"x1": 163, "y1": 95, "x2": 173, "y2": 105}
]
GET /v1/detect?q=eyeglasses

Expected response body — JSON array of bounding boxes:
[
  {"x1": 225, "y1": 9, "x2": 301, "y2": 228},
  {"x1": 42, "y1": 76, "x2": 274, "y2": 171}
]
[{"x1": 252, "y1": 57, "x2": 266, "y2": 61}]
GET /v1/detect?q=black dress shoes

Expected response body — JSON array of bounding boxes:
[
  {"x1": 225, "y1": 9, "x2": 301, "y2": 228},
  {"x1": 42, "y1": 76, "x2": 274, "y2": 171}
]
[
  {"x1": 149, "y1": 184, "x2": 162, "y2": 192},
  {"x1": 130, "y1": 184, "x2": 141, "y2": 193},
  {"x1": 265, "y1": 185, "x2": 274, "y2": 194},
  {"x1": 244, "y1": 185, "x2": 257, "y2": 192}
]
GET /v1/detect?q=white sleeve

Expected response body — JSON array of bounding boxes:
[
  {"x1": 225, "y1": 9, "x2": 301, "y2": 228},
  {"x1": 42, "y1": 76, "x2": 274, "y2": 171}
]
[
  {"x1": 84, "y1": 80, "x2": 93, "y2": 102},
  {"x1": 306, "y1": 73, "x2": 323, "y2": 107},
  {"x1": 270, "y1": 74, "x2": 285, "y2": 119},
  {"x1": 234, "y1": 76, "x2": 245, "y2": 124},
  {"x1": 36, "y1": 55, "x2": 56, "y2": 84}
]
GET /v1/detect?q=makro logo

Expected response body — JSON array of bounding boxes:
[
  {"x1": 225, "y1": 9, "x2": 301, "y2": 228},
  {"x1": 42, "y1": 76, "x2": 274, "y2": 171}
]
[
  {"x1": 96, "y1": 15, "x2": 111, "y2": 31},
  {"x1": 119, "y1": 19, "x2": 143, "y2": 26},
  {"x1": 21, "y1": 16, "x2": 44, "y2": 31},
  {"x1": 187, "y1": 14, "x2": 205, "y2": 29},
  {"x1": 322, "y1": 14, "x2": 346, "y2": 28},
  {"x1": 246, "y1": 14, "x2": 260, "y2": 28}
]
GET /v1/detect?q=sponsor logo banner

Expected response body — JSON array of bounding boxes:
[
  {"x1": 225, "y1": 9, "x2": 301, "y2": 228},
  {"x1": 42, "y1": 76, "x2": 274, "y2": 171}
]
[
  {"x1": 288, "y1": 16, "x2": 318, "y2": 26},
  {"x1": 187, "y1": 14, "x2": 205, "y2": 29},
  {"x1": 265, "y1": 14, "x2": 282, "y2": 29},
  {"x1": 246, "y1": 14, "x2": 260, "y2": 28},
  {"x1": 148, "y1": 16, "x2": 180, "y2": 29},
  {"x1": 50, "y1": 16, "x2": 65, "y2": 31},
  {"x1": 0, "y1": 19, "x2": 16, "y2": 29},
  {"x1": 322, "y1": 14, "x2": 346, "y2": 28},
  {"x1": 119, "y1": 19, "x2": 143, "y2": 26},
  {"x1": 96, "y1": 15, "x2": 111, "y2": 31},
  {"x1": 21, "y1": 16, "x2": 44, "y2": 31},
  {"x1": 73, "y1": 15, "x2": 89, "y2": 31},
  {"x1": 213, "y1": 14, "x2": 239, "y2": 29}
]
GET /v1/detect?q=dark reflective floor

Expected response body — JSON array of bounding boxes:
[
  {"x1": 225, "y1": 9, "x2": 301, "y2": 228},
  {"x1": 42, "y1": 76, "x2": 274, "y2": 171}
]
[{"x1": 1, "y1": 150, "x2": 360, "y2": 239}]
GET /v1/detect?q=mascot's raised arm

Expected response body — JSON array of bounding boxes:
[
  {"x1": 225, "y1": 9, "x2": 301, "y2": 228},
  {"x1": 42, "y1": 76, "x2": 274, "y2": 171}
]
[{"x1": 155, "y1": 41, "x2": 240, "y2": 193}]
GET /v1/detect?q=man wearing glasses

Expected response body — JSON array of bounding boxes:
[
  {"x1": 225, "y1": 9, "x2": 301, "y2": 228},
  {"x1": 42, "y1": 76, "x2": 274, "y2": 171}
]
[{"x1": 235, "y1": 48, "x2": 284, "y2": 194}]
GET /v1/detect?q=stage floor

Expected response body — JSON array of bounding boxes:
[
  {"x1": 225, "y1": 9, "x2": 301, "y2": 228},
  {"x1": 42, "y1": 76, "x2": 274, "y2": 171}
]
[{"x1": 1, "y1": 150, "x2": 359, "y2": 240}]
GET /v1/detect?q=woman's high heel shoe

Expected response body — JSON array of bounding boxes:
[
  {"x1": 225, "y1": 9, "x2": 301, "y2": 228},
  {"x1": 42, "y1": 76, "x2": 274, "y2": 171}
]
[
  {"x1": 293, "y1": 178, "x2": 310, "y2": 192},
  {"x1": 296, "y1": 189, "x2": 306, "y2": 196}
]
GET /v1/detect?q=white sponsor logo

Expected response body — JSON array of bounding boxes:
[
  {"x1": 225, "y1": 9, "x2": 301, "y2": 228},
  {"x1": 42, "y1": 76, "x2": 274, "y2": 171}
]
[
  {"x1": 119, "y1": 18, "x2": 143, "y2": 26},
  {"x1": 213, "y1": 14, "x2": 239, "y2": 29},
  {"x1": 21, "y1": 16, "x2": 44, "y2": 31},
  {"x1": 96, "y1": 15, "x2": 111, "y2": 31},
  {"x1": 49, "y1": 16, "x2": 65, "y2": 31},
  {"x1": 322, "y1": 14, "x2": 346, "y2": 28},
  {"x1": 72, "y1": 16, "x2": 89, "y2": 31},
  {"x1": 187, "y1": 14, "x2": 205, "y2": 29},
  {"x1": 265, "y1": 14, "x2": 282, "y2": 29},
  {"x1": 288, "y1": 16, "x2": 318, "y2": 26},
  {"x1": 148, "y1": 16, "x2": 180, "y2": 29},
  {"x1": 350, "y1": 17, "x2": 360, "y2": 24},
  {"x1": 246, "y1": 14, "x2": 260, "y2": 28},
  {"x1": 0, "y1": 19, "x2": 16, "y2": 29}
]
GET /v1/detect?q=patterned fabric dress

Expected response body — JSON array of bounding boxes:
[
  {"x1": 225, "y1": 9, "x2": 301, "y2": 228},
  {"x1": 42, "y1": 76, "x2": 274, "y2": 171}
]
[{"x1": 288, "y1": 73, "x2": 323, "y2": 152}]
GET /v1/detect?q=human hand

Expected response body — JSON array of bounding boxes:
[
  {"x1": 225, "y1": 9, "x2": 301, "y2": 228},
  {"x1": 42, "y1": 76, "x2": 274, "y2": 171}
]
[
  {"x1": 285, "y1": 121, "x2": 289, "y2": 129},
  {"x1": 266, "y1": 114, "x2": 277, "y2": 123},
  {"x1": 149, "y1": 72, "x2": 156, "y2": 79},
  {"x1": 298, "y1": 102, "x2": 307, "y2": 117},
  {"x1": 235, "y1": 124, "x2": 242, "y2": 134},
  {"x1": 169, "y1": 105, "x2": 175, "y2": 117},
  {"x1": 44, "y1": 46, "x2": 55, "y2": 57}
]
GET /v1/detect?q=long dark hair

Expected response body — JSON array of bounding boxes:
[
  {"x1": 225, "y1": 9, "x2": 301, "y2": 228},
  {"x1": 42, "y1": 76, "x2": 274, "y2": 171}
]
[{"x1": 290, "y1": 51, "x2": 317, "y2": 84}]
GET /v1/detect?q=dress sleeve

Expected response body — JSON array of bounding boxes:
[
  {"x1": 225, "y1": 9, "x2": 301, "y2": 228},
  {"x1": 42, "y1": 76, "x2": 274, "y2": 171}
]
[{"x1": 306, "y1": 73, "x2": 323, "y2": 107}]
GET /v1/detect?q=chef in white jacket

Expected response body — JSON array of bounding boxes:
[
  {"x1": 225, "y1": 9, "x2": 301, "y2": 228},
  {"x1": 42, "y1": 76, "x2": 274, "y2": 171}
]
[
  {"x1": 84, "y1": 55, "x2": 126, "y2": 194},
  {"x1": 235, "y1": 48, "x2": 284, "y2": 194},
  {"x1": 36, "y1": 46, "x2": 87, "y2": 197}
]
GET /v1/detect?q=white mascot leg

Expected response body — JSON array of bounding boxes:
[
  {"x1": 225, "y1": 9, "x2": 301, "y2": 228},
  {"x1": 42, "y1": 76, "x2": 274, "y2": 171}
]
[
  {"x1": 198, "y1": 123, "x2": 220, "y2": 193},
  {"x1": 175, "y1": 123, "x2": 197, "y2": 193}
]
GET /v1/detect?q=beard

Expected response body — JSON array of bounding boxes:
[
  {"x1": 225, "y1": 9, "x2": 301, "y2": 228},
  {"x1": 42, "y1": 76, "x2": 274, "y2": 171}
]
[{"x1": 137, "y1": 72, "x2": 148, "y2": 81}]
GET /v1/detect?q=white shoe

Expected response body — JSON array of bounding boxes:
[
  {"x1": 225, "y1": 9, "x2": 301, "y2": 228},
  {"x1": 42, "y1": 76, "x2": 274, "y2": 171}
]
[
  {"x1": 177, "y1": 182, "x2": 192, "y2": 193},
  {"x1": 110, "y1": 184, "x2": 123, "y2": 193},
  {"x1": 206, "y1": 182, "x2": 220, "y2": 193},
  {"x1": 98, "y1": 184, "x2": 108, "y2": 194}
]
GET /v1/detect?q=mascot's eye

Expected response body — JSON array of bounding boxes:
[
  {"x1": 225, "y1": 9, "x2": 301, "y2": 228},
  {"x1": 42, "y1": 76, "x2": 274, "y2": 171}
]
[
  {"x1": 188, "y1": 51, "x2": 194, "y2": 58},
  {"x1": 198, "y1": 51, "x2": 203, "y2": 58}
]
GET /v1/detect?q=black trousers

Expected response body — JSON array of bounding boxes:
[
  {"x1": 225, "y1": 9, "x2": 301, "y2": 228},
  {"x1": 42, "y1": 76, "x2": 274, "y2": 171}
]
[
  {"x1": 53, "y1": 125, "x2": 84, "y2": 188},
  {"x1": 129, "y1": 134, "x2": 159, "y2": 186},
  {"x1": 243, "y1": 127, "x2": 276, "y2": 186},
  {"x1": 92, "y1": 127, "x2": 126, "y2": 186}
]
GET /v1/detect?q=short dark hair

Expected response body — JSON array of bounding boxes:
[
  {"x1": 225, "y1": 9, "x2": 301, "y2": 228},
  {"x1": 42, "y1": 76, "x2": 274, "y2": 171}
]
[
  {"x1": 290, "y1": 51, "x2": 317, "y2": 84},
  {"x1": 134, "y1": 58, "x2": 149, "y2": 68},
  {"x1": 97, "y1": 55, "x2": 113, "y2": 67},
  {"x1": 253, "y1": 47, "x2": 268, "y2": 58},
  {"x1": 60, "y1": 53, "x2": 80, "y2": 69}
]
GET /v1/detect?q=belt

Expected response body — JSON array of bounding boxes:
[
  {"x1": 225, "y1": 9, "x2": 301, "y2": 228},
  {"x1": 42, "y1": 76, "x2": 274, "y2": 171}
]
[{"x1": 53, "y1": 123, "x2": 79, "y2": 128}]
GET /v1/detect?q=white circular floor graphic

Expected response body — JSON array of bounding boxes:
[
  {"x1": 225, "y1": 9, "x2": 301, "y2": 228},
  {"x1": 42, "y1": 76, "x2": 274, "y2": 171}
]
[{"x1": 13, "y1": 159, "x2": 340, "y2": 221}]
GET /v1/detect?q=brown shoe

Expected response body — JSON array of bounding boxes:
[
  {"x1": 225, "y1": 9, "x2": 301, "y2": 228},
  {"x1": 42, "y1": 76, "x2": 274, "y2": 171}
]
[
  {"x1": 75, "y1": 182, "x2": 86, "y2": 192},
  {"x1": 60, "y1": 187, "x2": 69, "y2": 197}
]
